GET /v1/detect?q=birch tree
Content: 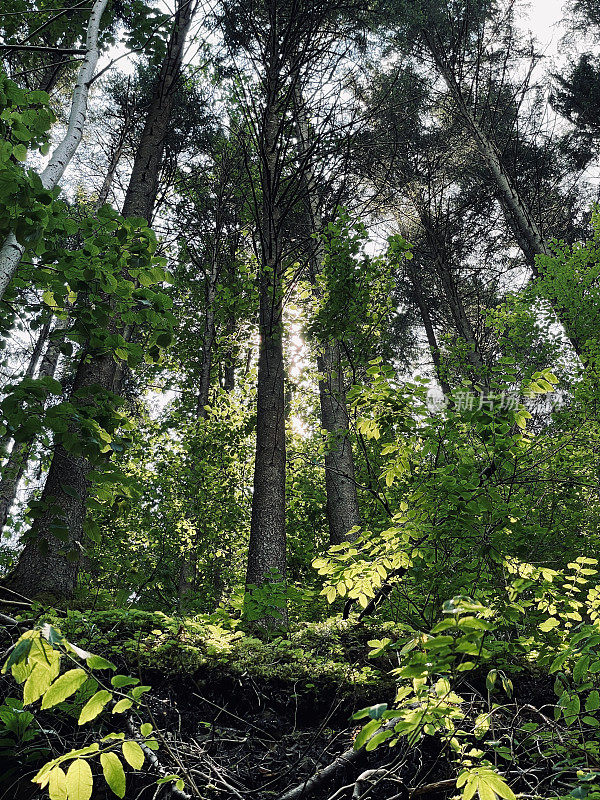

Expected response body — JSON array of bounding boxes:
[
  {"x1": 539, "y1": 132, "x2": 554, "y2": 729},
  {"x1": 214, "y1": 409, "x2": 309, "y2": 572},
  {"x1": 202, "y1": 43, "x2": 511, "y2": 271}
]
[{"x1": 0, "y1": 0, "x2": 110, "y2": 301}]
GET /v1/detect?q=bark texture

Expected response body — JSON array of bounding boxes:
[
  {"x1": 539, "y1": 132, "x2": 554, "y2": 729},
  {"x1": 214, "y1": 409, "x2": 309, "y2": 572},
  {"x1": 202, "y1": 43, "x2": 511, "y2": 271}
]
[
  {"x1": 4, "y1": 348, "x2": 114, "y2": 598},
  {"x1": 317, "y1": 342, "x2": 361, "y2": 544},
  {"x1": 245, "y1": 19, "x2": 288, "y2": 621}
]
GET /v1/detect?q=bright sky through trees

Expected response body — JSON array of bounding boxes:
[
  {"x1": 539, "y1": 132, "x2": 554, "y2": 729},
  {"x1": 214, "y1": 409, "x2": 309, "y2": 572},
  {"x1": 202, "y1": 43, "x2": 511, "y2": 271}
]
[{"x1": 528, "y1": 0, "x2": 564, "y2": 48}]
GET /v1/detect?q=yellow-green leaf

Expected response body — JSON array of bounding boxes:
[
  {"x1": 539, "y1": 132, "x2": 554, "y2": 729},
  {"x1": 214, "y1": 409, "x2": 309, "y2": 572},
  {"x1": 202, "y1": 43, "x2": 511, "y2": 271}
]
[
  {"x1": 100, "y1": 752, "x2": 126, "y2": 799},
  {"x1": 41, "y1": 669, "x2": 88, "y2": 710},
  {"x1": 122, "y1": 740, "x2": 145, "y2": 770},
  {"x1": 78, "y1": 690, "x2": 112, "y2": 725},
  {"x1": 112, "y1": 698, "x2": 133, "y2": 714},
  {"x1": 538, "y1": 617, "x2": 560, "y2": 633},
  {"x1": 48, "y1": 767, "x2": 67, "y2": 800},
  {"x1": 65, "y1": 758, "x2": 93, "y2": 800},
  {"x1": 23, "y1": 657, "x2": 60, "y2": 705},
  {"x1": 86, "y1": 655, "x2": 116, "y2": 671}
]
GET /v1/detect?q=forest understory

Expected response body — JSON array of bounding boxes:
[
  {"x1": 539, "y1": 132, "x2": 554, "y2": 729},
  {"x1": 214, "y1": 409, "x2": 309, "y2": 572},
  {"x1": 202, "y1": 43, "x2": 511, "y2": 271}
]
[
  {"x1": 0, "y1": 608, "x2": 562, "y2": 800},
  {"x1": 3, "y1": 0, "x2": 600, "y2": 798}
]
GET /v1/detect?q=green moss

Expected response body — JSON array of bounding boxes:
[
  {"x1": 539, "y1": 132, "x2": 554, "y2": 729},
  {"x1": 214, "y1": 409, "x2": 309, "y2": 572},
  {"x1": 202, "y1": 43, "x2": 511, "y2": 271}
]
[{"x1": 38, "y1": 608, "x2": 409, "y2": 698}]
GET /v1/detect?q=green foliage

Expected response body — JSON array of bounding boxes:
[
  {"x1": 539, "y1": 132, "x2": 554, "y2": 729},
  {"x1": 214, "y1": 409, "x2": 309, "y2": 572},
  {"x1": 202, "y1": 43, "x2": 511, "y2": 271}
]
[
  {"x1": 1, "y1": 623, "x2": 175, "y2": 800},
  {"x1": 344, "y1": 562, "x2": 600, "y2": 800},
  {"x1": 315, "y1": 358, "x2": 580, "y2": 624},
  {"x1": 0, "y1": 696, "x2": 48, "y2": 784},
  {"x1": 32, "y1": 608, "x2": 411, "y2": 701},
  {"x1": 308, "y1": 210, "x2": 394, "y2": 356},
  {"x1": 0, "y1": 72, "x2": 59, "y2": 248},
  {"x1": 535, "y1": 208, "x2": 600, "y2": 360}
]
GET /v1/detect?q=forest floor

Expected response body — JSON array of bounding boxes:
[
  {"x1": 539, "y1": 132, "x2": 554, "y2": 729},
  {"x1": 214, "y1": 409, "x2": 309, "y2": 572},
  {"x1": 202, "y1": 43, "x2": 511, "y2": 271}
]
[{"x1": 0, "y1": 608, "x2": 555, "y2": 800}]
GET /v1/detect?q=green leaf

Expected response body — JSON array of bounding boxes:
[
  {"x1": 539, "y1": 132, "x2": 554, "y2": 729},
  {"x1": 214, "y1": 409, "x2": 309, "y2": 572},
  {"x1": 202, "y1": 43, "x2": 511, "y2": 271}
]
[
  {"x1": 111, "y1": 675, "x2": 139, "y2": 688},
  {"x1": 78, "y1": 690, "x2": 112, "y2": 725},
  {"x1": 112, "y1": 698, "x2": 133, "y2": 714},
  {"x1": 538, "y1": 617, "x2": 560, "y2": 633},
  {"x1": 122, "y1": 740, "x2": 145, "y2": 770},
  {"x1": 574, "y1": 655, "x2": 590, "y2": 684},
  {"x1": 463, "y1": 779, "x2": 477, "y2": 800},
  {"x1": 23, "y1": 661, "x2": 57, "y2": 705},
  {"x1": 48, "y1": 767, "x2": 67, "y2": 800},
  {"x1": 41, "y1": 669, "x2": 88, "y2": 709},
  {"x1": 157, "y1": 775, "x2": 182, "y2": 785},
  {"x1": 65, "y1": 759, "x2": 93, "y2": 800},
  {"x1": 13, "y1": 143, "x2": 27, "y2": 161},
  {"x1": 474, "y1": 712, "x2": 491, "y2": 739},
  {"x1": 368, "y1": 703, "x2": 388, "y2": 720},
  {"x1": 365, "y1": 729, "x2": 393, "y2": 751},
  {"x1": 586, "y1": 691, "x2": 600, "y2": 712},
  {"x1": 140, "y1": 723, "x2": 153, "y2": 736},
  {"x1": 131, "y1": 685, "x2": 151, "y2": 701},
  {"x1": 487, "y1": 775, "x2": 516, "y2": 800},
  {"x1": 100, "y1": 752, "x2": 126, "y2": 799},
  {"x1": 353, "y1": 718, "x2": 381, "y2": 750},
  {"x1": 86, "y1": 655, "x2": 116, "y2": 671},
  {"x1": 564, "y1": 694, "x2": 581, "y2": 725},
  {"x1": 3, "y1": 636, "x2": 32, "y2": 672}
]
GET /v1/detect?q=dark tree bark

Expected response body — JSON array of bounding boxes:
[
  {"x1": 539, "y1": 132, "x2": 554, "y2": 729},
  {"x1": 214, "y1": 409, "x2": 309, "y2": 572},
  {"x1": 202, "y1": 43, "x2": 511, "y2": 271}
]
[
  {"x1": 4, "y1": 0, "x2": 195, "y2": 600},
  {"x1": 317, "y1": 342, "x2": 361, "y2": 544},
  {"x1": 245, "y1": 41, "x2": 288, "y2": 614},
  {"x1": 223, "y1": 314, "x2": 236, "y2": 393},
  {"x1": 193, "y1": 197, "x2": 227, "y2": 418},
  {"x1": 403, "y1": 192, "x2": 486, "y2": 384}
]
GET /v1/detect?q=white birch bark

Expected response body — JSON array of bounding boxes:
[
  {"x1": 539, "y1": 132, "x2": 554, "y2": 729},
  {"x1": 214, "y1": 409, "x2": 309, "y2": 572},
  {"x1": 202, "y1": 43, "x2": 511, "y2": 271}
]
[{"x1": 0, "y1": 0, "x2": 109, "y2": 300}]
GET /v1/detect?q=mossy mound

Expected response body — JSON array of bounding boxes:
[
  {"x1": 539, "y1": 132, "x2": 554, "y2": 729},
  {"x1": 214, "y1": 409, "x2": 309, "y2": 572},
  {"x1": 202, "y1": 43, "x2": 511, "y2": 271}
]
[{"x1": 41, "y1": 608, "x2": 409, "y2": 705}]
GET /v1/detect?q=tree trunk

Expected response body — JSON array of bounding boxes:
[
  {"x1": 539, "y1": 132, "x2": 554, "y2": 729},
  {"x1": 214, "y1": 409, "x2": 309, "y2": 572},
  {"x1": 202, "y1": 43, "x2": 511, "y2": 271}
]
[
  {"x1": 0, "y1": 320, "x2": 51, "y2": 461},
  {"x1": 433, "y1": 252, "x2": 485, "y2": 380},
  {"x1": 223, "y1": 319, "x2": 236, "y2": 393},
  {"x1": 4, "y1": 0, "x2": 195, "y2": 601},
  {"x1": 246, "y1": 267, "x2": 287, "y2": 597},
  {"x1": 0, "y1": 0, "x2": 110, "y2": 301},
  {"x1": 409, "y1": 188, "x2": 485, "y2": 383},
  {"x1": 195, "y1": 225, "x2": 222, "y2": 418},
  {"x1": 407, "y1": 264, "x2": 453, "y2": 399},
  {"x1": 0, "y1": 317, "x2": 53, "y2": 521},
  {"x1": 4, "y1": 346, "x2": 115, "y2": 598},
  {"x1": 292, "y1": 82, "x2": 361, "y2": 545},
  {"x1": 245, "y1": 37, "x2": 288, "y2": 625},
  {"x1": 317, "y1": 342, "x2": 362, "y2": 544},
  {"x1": 120, "y1": 1, "x2": 194, "y2": 222},
  {"x1": 36, "y1": 54, "x2": 71, "y2": 95},
  {"x1": 95, "y1": 107, "x2": 132, "y2": 210},
  {"x1": 197, "y1": 303, "x2": 216, "y2": 418},
  {"x1": 222, "y1": 245, "x2": 240, "y2": 393}
]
